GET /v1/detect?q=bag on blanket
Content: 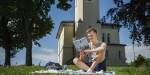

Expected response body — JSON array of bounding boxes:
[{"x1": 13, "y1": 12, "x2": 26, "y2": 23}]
[{"x1": 45, "y1": 61, "x2": 63, "y2": 70}]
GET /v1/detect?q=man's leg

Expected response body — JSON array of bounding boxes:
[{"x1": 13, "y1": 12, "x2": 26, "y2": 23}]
[
  {"x1": 95, "y1": 59, "x2": 106, "y2": 71},
  {"x1": 73, "y1": 57, "x2": 90, "y2": 71},
  {"x1": 88, "y1": 54, "x2": 104, "y2": 71}
]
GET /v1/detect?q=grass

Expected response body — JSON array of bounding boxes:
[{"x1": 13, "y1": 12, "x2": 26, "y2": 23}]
[
  {"x1": 107, "y1": 66, "x2": 150, "y2": 75},
  {"x1": 0, "y1": 65, "x2": 149, "y2": 75}
]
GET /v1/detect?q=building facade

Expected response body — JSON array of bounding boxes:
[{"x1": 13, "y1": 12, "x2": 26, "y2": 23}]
[{"x1": 56, "y1": 0, "x2": 127, "y2": 66}]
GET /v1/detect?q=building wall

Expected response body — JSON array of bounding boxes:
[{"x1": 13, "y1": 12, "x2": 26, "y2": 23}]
[
  {"x1": 57, "y1": 0, "x2": 126, "y2": 66},
  {"x1": 63, "y1": 25, "x2": 75, "y2": 64},
  {"x1": 101, "y1": 26, "x2": 126, "y2": 66},
  {"x1": 75, "y1": 0, "x2": 83, "y2": 31},
  {"x1": 58, "y1": 23, "x2": 75, "y2": 65},
  {"x1": 76, "y1": 23, "x2": 102, "y2": 41},
  {"x1": 83, "y1": 0, "x2": 99, "y2": 23},
  {"x1": 101, "y1": 26, "x2": 120, "y2": 44},
  {"x1": 57, "y1": 23, "x2": 127, "y2": 66},
  {"x1": 106, "y1": 45, "x2": 126, "y2": 66},
  {"x1": 75, "y1": 0, "x2": 83, "y2": 21},
  {"x1": 75, "y1": 0, "x2": 99, "y2": 22},
  {"x1": 75, "y1": 0, "x2": 101, "y2": 38},
  {"x1": 58, "y1": 27, "x2": 64, "y2": 65}
]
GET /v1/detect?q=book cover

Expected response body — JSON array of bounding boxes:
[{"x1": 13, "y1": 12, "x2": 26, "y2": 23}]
[{"x1": 73, "y1": 37, "x2": 90, "y2": 52}]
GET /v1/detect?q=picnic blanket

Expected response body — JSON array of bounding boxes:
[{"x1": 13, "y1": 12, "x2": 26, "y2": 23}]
[
  {"x1": 32, "y1": 69, "x2": 115, "y2": 75},
  {"x1": 37, "y1": 61, "x2": 115, "y2": 75}
]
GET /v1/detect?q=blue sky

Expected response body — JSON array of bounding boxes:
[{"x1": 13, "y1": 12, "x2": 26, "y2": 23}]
[{"x1": 0, "y1": 0, "x2": 150, "y2": 66}]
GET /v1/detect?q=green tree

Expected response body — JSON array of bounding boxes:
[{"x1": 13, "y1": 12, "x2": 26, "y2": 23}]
[
  {"x1": 134, "y1": 54, "x2": 145, "y2": 67},
  {"x1": 0, "y1": 0, "x2": 72, "y2": 66},
  {"x1": 16, "y1": 0, "x2": 55, "y2": 66},
  {"x1": 0, "y1": 0, "x2": 23, "y2": 66},
  {"x1": 103, "y1": 0, "x2": 150, "y2": 46},
  {"x1": 15, "y1": 0, "x2": 72, "y2": 66}
]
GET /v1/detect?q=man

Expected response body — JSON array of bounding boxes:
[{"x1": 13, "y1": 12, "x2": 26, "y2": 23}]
[{"x1": 73, "y1": 27, "x2": 107, "y2": 72}]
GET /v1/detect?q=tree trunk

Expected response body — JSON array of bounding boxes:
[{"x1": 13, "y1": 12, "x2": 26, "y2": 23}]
[
  {"x1": 1, "y1": 16, "x2": 12, "y2": 66},
  {"x1": 24, "y1": 18, "x2": 32, "y2": 66},
  {"x1": 4, "y1": 47, "x2": 11, "y2": 66}
]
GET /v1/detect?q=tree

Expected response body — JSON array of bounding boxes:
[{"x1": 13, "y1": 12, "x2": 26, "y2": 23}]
[
  {"x1": 17, "y1": 0, "x2": 72, "y2": 66},
  {"x1": 134, "y1": 54, "x2": 145, "y2": 67},
  {"x1": 57, "y1": 0, "x2": 72, "y2": 11},
  {"x1": 103, "y1": 0, "x2": 150, "y2": 46},
  {"x1": 0, "y1": 0, "x2": 23, "y2": 66},
  {"x1": 0, "y1": 0, "x2": 72, "y2": 66},
  {"x1": 15, "y1": 0, "x2": 72, "y2": 66},
  {"x1": 0, "y1": 16, "x2": 12, "y2": 66}
]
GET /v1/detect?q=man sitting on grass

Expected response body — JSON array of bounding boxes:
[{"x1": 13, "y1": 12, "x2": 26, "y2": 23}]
[{"x1": 73, "y1": 27, "x2": 107, "y2": 73}]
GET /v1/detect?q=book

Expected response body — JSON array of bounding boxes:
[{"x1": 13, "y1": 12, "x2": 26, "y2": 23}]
[{"x1": 73, "y1": 37, "x2": 90, "y2": 52}]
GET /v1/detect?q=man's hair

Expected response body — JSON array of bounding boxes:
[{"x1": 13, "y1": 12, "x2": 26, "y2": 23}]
[{"x1": 86, "y1": 27, "x2": 97, "y2": 34}]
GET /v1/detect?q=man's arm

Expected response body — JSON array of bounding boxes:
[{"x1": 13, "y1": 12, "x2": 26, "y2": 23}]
[
  {"x1": 75, "y1": 50, "x2": 86, "y2": 61},
  {"x1": 84, "y1": 42, "x2": 107, "y2": 53}
]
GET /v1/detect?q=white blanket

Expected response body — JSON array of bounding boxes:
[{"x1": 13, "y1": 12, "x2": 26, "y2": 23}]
[{"x1": 32, "y1": 69, "x2": 115, "y2": 75}]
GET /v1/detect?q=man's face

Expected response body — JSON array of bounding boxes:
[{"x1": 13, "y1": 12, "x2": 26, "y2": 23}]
[{"x1": 86, "y1": 31, "x2": 97, "y2": 43}]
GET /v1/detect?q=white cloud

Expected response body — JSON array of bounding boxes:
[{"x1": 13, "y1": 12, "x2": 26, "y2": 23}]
[
  {"x1": 11, "y1": 49, "x2": 25, "y2": 65},
  {"x1": 10, "y1": 47, "x2": 58, "y2": 66},
  {"x1": 125, "y1": 45, "x2": 150, "y2": 63},
  {"x1": 32, "y1": 47, "x2": 58, "y2": 66}
]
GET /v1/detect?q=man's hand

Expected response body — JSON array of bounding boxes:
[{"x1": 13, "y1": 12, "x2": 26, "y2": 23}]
[
  {"x1": 80, "y1": 50, "x2": 85, "y2": 57},
  {"x1": 79, "y1": 49, "x2": 86, "y2": 60}
]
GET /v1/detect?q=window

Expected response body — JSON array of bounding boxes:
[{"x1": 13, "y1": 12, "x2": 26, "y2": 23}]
[
  {"x1": 118, "y1": 50, "x2": 122, "y2": 60},
  {"x1": 107, "y1": 33, "x2": 110, "y2": 43},
  {"x1": 102, "y1": 33, "x2": 105, "y2": 42},
  {"x1": 106, "y1": 50, "x2": 109, "y2": 60}
]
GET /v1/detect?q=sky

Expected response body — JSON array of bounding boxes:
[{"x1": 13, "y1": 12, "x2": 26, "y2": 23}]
[{"x1": 0, "y1": 0, "x2": 150, "y2": 66}]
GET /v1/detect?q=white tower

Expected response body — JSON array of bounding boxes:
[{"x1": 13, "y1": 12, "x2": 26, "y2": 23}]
[{"x1": 75, "y1": 0, "x2": 102, "y2": 40}]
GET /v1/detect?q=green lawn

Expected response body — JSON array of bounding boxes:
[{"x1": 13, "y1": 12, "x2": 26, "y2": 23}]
[{"x1": 0, "y1": 65, "x2": 149, "y2": 75}]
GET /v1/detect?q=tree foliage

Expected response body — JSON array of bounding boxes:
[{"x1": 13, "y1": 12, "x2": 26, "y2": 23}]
[
  {"x1": 103, "y1": 0, "x2": 150, "y2": 46},
  {"x1": 0, "y1": 0, "x2": 72, "y2": 66}
]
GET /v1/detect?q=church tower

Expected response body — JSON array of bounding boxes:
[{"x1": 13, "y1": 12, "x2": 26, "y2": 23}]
[{"x1": 75, "y1": 0, "x2": 102, "y2": 41}]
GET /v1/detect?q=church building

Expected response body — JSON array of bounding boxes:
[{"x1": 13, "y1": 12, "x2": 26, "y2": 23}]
[{"x1": 56, "y1": 0, "x2": 127, "y2": 66}]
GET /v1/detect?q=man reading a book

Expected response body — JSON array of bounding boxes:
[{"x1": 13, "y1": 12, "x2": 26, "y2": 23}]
[{"x1": 73, "y1": 27, "x2": 107, "y2": 73}]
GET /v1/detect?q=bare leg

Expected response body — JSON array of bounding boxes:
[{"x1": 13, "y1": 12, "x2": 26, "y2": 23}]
[
  {"x1": 89, "y1": 54, "x2": 104, "y2": 71},
  {"x1": 89, "y1": 60, "x2": 97, "y2": 71},
  {"x1": 73, "y1": 57, "x2": 90, "y2": 70}
]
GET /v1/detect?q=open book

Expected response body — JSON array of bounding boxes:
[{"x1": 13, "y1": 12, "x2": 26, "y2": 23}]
[{"x1": 73, "y1": 37, "x2": 90, "y2": 52}]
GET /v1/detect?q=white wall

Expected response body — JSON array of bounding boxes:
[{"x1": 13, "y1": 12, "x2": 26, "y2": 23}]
[{"x1": 58, "y1": 27, "x2": 64, "y2": 65}]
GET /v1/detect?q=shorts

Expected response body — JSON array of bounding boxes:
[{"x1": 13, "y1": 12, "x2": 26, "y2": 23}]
[{"x1": 85, "y1": 59, "x2": 106, "y2": 71}]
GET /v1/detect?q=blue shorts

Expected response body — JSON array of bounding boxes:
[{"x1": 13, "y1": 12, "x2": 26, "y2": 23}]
[{"x1": 85, "y1": 59, "x2": 106, "y2": 71}]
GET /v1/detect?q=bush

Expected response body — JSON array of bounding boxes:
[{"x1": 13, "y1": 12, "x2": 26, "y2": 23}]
[{"x1": 133, "y1": 54, "x2": 145, "y2": 67}]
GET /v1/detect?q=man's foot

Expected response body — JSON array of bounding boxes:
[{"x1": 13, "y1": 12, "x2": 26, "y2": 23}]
[{"x1": 86, "y1": 68, "x2": 93, "y2": 73}]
